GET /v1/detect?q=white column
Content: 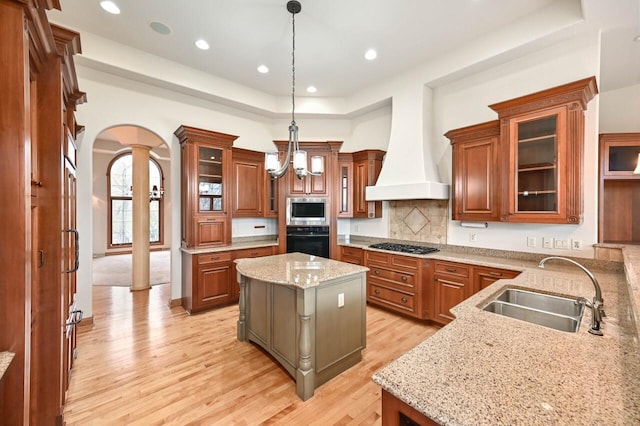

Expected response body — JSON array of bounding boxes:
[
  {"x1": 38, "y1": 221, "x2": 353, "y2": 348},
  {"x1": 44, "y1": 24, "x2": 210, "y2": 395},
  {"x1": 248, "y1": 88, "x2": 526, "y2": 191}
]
[{"x1": 131, "y1": 144, "x2": 151, "y2": 291}]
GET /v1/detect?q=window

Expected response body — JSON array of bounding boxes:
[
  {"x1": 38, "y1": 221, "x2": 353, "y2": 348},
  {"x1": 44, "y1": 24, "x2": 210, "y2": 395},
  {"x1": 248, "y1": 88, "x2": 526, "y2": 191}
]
[{"x1": 108, "y1": 153, "x2": 164, "y2": 247}]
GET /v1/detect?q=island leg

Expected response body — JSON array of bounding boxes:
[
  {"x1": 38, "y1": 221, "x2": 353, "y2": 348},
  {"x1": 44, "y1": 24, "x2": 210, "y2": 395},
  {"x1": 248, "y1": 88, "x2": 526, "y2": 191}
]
[
  {"x1": 237, "y1": 274, "x2": 246, "y2": 341},
  {"x1": 296, "y1": 288, "x2": 315, "y2": 400}
]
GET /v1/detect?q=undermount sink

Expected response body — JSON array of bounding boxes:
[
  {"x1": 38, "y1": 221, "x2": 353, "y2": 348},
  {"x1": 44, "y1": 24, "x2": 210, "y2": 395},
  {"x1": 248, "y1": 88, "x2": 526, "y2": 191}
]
[{"x1": 483, "y1": 288, "x2": 584, "y2": 333}]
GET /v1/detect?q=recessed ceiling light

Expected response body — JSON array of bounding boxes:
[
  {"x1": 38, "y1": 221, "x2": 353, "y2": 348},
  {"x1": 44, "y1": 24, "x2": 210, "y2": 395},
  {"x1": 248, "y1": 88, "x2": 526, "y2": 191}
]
[
  {"x1": 364, "y1": 49, "x2": 377, "y2": 61},
  {"x1": 257, "y1": 65, "x2": 269, "y2": 74},
  {"x1": 195, "y1": 39, "x2": 210, "y2": 50},
  {"x1": 149, "y1": 21, "x2": 172, "y2": 35},
  {"x1": 100, "y1": 1, "x2": 120, "y2": 15},
  {"x1": 306, "y1": 86, "x2": 317, "y2": 93}
]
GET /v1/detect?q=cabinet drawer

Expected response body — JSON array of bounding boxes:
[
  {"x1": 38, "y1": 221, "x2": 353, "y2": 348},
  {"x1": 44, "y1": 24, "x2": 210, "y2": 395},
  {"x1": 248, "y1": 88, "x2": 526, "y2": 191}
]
[
  {"x1": 434, "y1": 261, "x2": 469, "y2": 279},
  {"x1": 369, "y1": 284, "x2": 415, "y2": 313},
  {"x1": 341, "y1": 246, "x2": 363, "y2": 258},
  {"x1": 366, "y1": 250, "x2": 391, "y2": 266},
  {"x1": 197, "y1": 252, "x2": 232, "y2": 265},
  {"x1": 234, "y1": 246, "x2": 273, "y2": 259},
  {"x1": 368, "y1": 267, "x2": 415, "y2": 288}
]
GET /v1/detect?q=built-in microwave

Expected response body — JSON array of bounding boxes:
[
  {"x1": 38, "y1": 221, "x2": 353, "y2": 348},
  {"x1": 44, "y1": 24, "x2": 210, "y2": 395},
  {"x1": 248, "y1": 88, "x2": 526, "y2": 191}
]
[{"x1": 286, "y1": 197, "x2": 328, "y2": 226}]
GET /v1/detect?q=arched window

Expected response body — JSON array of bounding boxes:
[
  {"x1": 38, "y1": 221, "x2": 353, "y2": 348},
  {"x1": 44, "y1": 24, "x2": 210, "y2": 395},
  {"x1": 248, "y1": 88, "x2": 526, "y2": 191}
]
[{"x1": 107, "y1": 153, "x2": 164, "y2": 247}]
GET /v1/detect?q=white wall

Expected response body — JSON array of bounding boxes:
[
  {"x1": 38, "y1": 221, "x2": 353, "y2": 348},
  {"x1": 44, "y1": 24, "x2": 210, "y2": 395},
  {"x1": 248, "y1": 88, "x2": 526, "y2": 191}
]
[
  {"x1": 433, "y1": 31, "x2": 601, "y2": 258},
  {"x1": 599, "y1": 83, "x2": 640, "y2": 133}
]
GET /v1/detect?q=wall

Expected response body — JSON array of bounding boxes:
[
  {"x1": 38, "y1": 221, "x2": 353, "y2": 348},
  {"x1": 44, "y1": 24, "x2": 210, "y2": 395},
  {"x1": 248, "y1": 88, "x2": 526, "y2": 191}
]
[{"x1": 599, "y1": 83, "x2": 640, "y2": 132}]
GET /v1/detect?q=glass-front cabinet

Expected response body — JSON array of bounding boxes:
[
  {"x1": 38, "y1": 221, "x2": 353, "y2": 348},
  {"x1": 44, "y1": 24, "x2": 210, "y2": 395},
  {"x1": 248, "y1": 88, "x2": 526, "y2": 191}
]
[
  {"x1": 513, "y1": 110, "x2": 564, "y2": 214},
  {"x1": 175, "y1": 125, "x2": 237, "y2": 248},
  {"x1": 490, "y1": 77, "x2": 597, "y2": 224}
]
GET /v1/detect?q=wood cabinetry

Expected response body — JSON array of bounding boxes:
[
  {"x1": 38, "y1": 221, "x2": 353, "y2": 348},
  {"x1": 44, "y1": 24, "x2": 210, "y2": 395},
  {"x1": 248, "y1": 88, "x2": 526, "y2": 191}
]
[
  {"x1": 472, "y1": 266, "x2": 520, "y2": 294},
  {"x1": 365, "y1": 251, "x2": 431, "y2": 320},
  {"x1": 381, "y1": 390, "x2": 439, "y2": 426},
  {"x1": 182, "y1": 251, "x2": 233, "y2": 313},
  {"x1": 337, "y1": 153, "x2": 354, "y2": 218},
  {"x1": 598, "y1": 133, "x2": 640, "y2": 244},
  {"x1": 0, "y1": 4, "x2": 85, "y2": 423},
  {"x1": 232, "y1": 148, "x2": 264, "y2": 217},
  {"x1": 231, "y1": 246, "x2": 275, "y2": 300},
  {"x1": 175, "y1": 126, "x2": 237, "y2": 248},
  {"x1": 446, "y1": 121, "x2": 501, "y2": 221},
  {"x1": 352, "y1": 150, "x2": 385, "y2": 218},
  {"x1": 489, "y1": 77, "x2": 597, "y2": 224},
  {"x1": 340, "y1": 246, "x2": 363, "y2": 265},
  {"x1": 274, "y1": 141, "x2": 340, "y2": 197},
  {"x1": 432, "y1": 261, "x2": 471, "y2": 325}
]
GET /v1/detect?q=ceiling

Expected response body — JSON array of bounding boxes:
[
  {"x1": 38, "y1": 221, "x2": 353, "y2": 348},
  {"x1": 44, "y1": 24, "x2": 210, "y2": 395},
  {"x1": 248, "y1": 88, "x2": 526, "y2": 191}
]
[{"x1": 49, "y1": 0, "x2": 639, "y2": 99}]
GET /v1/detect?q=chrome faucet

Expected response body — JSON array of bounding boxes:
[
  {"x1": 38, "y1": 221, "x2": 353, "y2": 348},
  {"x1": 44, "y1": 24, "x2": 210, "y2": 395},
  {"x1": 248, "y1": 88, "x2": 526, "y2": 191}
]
[{"x1": 538, "y1": 256, "x2": 605, "y2": 336}]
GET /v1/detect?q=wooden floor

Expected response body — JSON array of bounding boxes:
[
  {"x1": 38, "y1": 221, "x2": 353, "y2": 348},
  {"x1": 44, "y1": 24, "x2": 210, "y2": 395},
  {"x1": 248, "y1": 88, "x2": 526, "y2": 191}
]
[{"x1": 64, "y1": 284, "x2": 438, "y2": 425}]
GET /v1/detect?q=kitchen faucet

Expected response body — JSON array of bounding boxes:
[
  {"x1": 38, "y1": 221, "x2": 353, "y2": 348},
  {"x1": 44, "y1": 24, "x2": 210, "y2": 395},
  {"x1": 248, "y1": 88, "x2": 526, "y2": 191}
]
[{"x1": 538, "y1": 256, "x2": 605, "y2": 336}]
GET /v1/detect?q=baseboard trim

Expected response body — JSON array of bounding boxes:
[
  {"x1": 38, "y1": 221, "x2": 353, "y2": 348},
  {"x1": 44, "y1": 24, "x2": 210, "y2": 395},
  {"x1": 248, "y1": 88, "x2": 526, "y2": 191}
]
[
  {"x1": 77, "y1": 316, "x2": 95, "y2": 329},
  {"x1": 169, "y1": 298, "x2": 183, "y2": 308}
]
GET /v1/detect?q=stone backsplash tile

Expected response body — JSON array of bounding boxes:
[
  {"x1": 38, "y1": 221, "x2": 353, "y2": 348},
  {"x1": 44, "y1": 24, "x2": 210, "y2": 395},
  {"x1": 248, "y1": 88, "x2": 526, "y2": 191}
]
[{"x1": 389, "y1": 200, "x2": 448, "y2": 244}]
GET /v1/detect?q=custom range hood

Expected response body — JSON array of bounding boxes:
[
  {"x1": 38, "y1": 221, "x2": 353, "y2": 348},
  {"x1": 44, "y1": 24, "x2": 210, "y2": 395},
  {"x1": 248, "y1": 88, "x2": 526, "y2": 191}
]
[{"x1": 365, "y1": 88, "x2": 450, "y2": 201}]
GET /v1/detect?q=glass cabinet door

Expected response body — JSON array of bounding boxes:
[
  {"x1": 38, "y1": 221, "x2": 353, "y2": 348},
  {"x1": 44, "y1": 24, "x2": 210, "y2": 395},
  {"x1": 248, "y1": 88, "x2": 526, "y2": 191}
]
[
  {"x1": 514, "y1": 113, "x2": 561, "y2": 214},
  {"x1": 198, "y1": 146, "x2": 223, "y2": 212}
]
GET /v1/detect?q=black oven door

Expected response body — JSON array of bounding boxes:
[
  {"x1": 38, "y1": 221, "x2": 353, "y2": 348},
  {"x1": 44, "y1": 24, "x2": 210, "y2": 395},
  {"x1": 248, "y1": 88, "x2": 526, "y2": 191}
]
[{"x1": 286, "y1": 226, "x2": 329, "y2": 258}]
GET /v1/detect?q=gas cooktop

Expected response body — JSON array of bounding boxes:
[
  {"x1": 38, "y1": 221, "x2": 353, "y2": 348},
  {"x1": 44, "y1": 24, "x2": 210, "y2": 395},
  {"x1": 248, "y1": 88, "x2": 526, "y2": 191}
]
[{"x1": 368, "y1": 242, "x2": 439, "y2": 255}]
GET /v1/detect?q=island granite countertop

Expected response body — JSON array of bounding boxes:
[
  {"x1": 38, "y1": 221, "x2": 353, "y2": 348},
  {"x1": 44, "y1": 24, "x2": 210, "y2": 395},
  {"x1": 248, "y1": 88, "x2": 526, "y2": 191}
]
[{"x1": 370, "y1": 243, "x2": 640, "y2": 425}]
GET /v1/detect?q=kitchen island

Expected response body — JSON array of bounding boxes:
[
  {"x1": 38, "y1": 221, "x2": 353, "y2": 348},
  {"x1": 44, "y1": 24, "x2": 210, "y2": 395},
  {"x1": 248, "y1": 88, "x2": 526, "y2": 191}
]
[{"x1": 235, "y1": 252, "x2": 368, "y2": 400}]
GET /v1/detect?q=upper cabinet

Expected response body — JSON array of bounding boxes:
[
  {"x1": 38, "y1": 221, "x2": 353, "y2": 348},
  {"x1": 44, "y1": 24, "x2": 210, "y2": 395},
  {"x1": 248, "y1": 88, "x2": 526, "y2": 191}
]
[
  {"x1": 490, "y1": 77, "x2": 597, "y2": 224},
  {"x1": 274, "y1": 141, "x2": 341, "y2": 197},
  {"x1": 175, "y1": 125, "x2": 237, "y2": 248},
  {"x1": 598, "y1": 133, "x2": 640, "y2": 244},
  {"x1": 446, "y1": 121, "x2": 501, "y2": 222},
  {"x1": 447, "y1": 77, "x2": 597, "y2": 225},
  {"x1": 337, "y1": 153, "x2": 354, "y2": 218},
  {"x1": 231, "y1": 148, "x2": 264, "y2": 218},
  {"x1": 352, "y1": 150, "x2": 385, "y2": 219}
]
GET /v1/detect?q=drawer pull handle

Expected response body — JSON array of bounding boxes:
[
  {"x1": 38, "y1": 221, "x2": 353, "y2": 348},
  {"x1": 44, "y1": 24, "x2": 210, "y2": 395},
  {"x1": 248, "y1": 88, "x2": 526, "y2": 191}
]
[
  {"x1": 374, "y1": 270, "x2": 381, "y2": 275},
  {"x1": 445, "y1": 268, "x2": 457, "y2": 273},
  {"x1": 374, "y1": 289, "x2": 380, "y2": 295},
  {"x1": 488, "y1": 272, "x2": 502, "y2": 276},
  {"x1": 401, "y1": 297, "x2": 408, "y2": 303},
  {"x1": 401, "y1": 276, "x2": 407, "y2": 282}
]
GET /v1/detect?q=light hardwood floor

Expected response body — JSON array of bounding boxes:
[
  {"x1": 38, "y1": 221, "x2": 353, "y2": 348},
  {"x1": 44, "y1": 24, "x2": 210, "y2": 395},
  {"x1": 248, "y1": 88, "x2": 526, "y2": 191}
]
[{"x1": 64, "y1": 284, "x2": 438, "y2": 425}]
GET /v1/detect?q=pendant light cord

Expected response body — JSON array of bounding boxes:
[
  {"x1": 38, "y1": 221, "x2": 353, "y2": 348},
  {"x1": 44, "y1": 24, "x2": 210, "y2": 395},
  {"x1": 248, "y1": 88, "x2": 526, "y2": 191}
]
[{"x1": 291, "y1": 10, "x2": 296, "y2": 127}]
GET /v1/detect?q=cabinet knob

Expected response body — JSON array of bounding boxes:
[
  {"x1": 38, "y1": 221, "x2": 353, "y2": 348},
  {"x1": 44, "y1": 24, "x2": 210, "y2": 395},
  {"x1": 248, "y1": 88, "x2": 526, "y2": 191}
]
[
  {"x1": 374, "y1": 270, "x2": 381, "y2": 275},
  {"x1": 401, "y1": 297, "x2": 408, "y2": 303},
  {"x1": 374, "y1": 289, "x2": 380, "y2": 295},
  {"x1": 401, "y1": 276, "x2": 407, "y2": 281},
  {"x1": 457, "y1": 211, "x2": 462, "y2": 215}
]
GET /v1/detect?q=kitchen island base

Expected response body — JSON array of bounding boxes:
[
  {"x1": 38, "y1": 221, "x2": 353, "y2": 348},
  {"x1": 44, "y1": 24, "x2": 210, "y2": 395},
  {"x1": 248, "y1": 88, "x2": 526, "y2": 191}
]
[{"x1": 236, "y1": 260, "x2": 367, "y2": 401}]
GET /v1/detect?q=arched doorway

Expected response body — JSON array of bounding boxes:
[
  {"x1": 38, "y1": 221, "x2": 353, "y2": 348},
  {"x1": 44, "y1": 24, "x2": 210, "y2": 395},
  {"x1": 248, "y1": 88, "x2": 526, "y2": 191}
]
[{"x1": 91, "y1": 125, "x2": 172, "y2": 292}]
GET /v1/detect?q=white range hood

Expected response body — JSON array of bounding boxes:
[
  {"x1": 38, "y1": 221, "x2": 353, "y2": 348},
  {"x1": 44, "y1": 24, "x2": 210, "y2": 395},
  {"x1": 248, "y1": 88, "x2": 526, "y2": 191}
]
[{"x1": 365, "y1": 87, "x2": 450, "y2": 201}]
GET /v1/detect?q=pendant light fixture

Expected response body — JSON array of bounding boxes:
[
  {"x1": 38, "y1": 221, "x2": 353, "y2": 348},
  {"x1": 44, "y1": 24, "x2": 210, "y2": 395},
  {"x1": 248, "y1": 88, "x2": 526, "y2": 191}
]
[{"x1": 265, "y1": 0, "x2": 324, "y2": 179}]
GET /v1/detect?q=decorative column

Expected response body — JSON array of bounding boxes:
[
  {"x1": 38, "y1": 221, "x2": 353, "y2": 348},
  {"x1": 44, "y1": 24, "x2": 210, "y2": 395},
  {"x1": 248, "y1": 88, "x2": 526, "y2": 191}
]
[{"x1": 131, "y1": 144, "x2": 151, "y2": 291}]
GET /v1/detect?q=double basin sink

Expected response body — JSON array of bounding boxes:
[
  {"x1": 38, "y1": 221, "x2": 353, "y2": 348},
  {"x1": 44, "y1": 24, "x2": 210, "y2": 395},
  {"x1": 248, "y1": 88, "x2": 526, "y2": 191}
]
[{"x1": 483, "y1": 288, "x2": 585, "y2": 333}]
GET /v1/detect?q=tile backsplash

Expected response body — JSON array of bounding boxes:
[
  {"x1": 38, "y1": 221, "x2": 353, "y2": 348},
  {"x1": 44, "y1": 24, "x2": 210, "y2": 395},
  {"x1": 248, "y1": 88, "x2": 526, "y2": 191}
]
[{"x1": 388, "y1": 200, "x2": 448, "y2": 244}]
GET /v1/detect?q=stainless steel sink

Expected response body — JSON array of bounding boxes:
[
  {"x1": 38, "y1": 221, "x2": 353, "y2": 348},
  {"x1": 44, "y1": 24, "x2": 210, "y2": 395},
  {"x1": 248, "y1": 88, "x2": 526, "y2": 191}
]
[{"x1": 483, "y1": 289, "x2": 584, "y2": 333}]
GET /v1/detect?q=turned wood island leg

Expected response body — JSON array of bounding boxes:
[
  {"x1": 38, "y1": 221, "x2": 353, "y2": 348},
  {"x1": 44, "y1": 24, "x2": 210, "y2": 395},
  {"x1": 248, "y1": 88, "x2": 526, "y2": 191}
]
[
  {"x1": 236, "y1": 274, "x2": 246, "y2": 341},
  {"x1": 296, "y1": 286, "x2": 316, "y2": 400}
]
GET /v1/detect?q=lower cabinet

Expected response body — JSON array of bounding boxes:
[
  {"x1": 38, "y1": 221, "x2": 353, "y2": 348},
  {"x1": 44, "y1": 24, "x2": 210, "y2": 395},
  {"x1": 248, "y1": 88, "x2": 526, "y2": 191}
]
[
  {"x1": 340, "y1": 246, "x2": 363, "y2": 265},
  {"x1": 231, "y1": 246, "x2": 275, "y2": 301},
  {"x1": 182, "y1": 245, "x2": 277, "y2": 313},
  {"x1": 473, "y1": 266, "x2": 521, "y2": 294},
  {"x1": 433, "y1": 261, "x2": 471, "y2": 325},
  {"x1": 381, "y1": 390, "x2": 439, "y2": 426},
  {"x1": 365, "y1": 251, "x2": 431, "y2": 320}
]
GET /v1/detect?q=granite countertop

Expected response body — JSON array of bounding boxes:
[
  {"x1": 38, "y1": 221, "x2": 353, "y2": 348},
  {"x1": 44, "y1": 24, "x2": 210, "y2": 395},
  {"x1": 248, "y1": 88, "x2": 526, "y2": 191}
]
[
  {"x1": 180, "y1": 239, "x2": 279, "y2": 255},
  {"x1": 371, "y1": 244, "x2": 640, "y2": 425},
  {"x1": 0, "y1": 352, "x2": 15, "y2": 380},
  {"x1": 235, "y1": 252, "x2": 368, "y2": 289}
]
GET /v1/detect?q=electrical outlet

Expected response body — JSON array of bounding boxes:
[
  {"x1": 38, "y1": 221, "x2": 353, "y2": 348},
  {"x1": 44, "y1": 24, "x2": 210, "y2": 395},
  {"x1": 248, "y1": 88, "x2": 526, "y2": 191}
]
[
  {"x1": 554, "y1": 238, "x2": 569, "y2": 249},
  {"x1": 572, "y1": 239, "x2": 583, "y2": 250},
  {"x1": 542, "y1": 237, "x2": 553, "y2": 249},
  {"x1": 338, "y1": 293, "x2": 344, "y2": 308},
  {"x1": 527, "y1": 236, "x2": 537, "y2": 247},
  {"x1": 469, "y1": 233, "x2": 478, "y2": 242}
]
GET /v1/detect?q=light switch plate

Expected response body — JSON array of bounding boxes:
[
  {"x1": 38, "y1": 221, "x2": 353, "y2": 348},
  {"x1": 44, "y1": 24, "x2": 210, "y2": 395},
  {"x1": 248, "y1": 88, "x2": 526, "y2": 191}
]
[{"x1": 527, "y1": 237, "x2": 537, "y2": 247}]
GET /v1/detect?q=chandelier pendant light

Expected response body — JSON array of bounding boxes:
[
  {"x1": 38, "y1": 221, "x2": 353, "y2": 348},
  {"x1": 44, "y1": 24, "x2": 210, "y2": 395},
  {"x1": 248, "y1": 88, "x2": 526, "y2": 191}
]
[{"x1": 265, "y1": 0, "x2": 324, "y2": 180}]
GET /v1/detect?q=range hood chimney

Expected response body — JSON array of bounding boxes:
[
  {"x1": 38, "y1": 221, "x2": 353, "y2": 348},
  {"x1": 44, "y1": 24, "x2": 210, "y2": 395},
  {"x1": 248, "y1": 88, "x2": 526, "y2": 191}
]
[{"x1": 365, "y1": 87, "x2": 449, "y2": 201}]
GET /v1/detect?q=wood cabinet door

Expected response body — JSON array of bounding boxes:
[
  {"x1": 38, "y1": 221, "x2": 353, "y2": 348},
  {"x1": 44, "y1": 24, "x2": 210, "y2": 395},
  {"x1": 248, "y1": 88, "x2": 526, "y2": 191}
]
[
  {"x1": 472, "y1": 267, "x2": 520, "y2": 294},
  {"x1": 433, "y1": 276, "x2": 467, "y2": 324},
  {"x1": 232, "y1": 157, "x2": 262, "y2": 217},
  {"x1": 197, "y1": 261, "x2": 232, "y2": 308},
  {"x1": 289, "y1": 151, "x2": 331, "y2": 196},
  {"x1": 354, "y1": 161, "x2": 368, "y2": 216},
  {"x1": 337, "y1": 157, "x2": 353, "y2": 218},
  {"x1": 196, "y1": 219, "x2": 227, "y2": 246}
]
